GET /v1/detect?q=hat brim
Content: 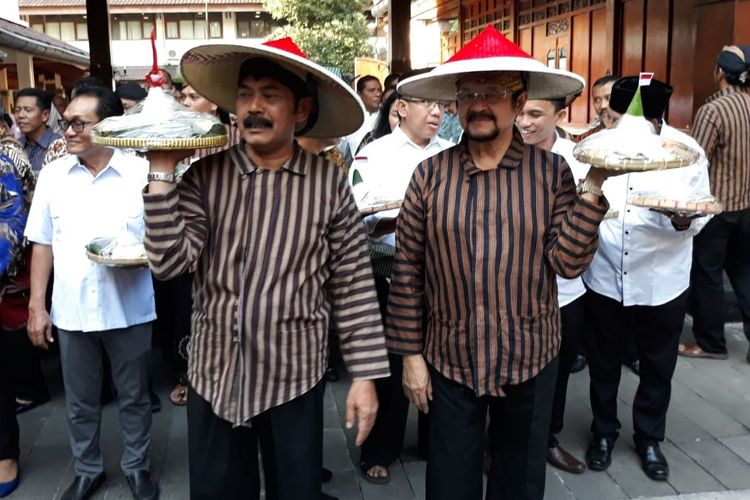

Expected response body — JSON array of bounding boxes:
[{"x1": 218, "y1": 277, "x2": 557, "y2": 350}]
[
  {"x1": 396, "y1": 56, "x2": 585, "y2": 102},
  {"x1": 181, "y1": 43, "x2": 364, "y2": 138}
]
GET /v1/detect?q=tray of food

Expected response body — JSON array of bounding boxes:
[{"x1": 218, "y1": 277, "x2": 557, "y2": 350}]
[
  {"x1": 627, "y1": 195, "x2": 723, "y2": 215},
  {"x1": 85, "y1": 237, "x2": 149, "y2": 268},
  {"x1": 573, "y1": 133, "x2": 699, "y2": 172},
  {"x1": 359, "y1": 200, "x2": 402, "y2": 216},
  {"x1": 603, "y1": 209, "x2": 619, "y2": 220},
  {"x1": 92, "y1": 87, "x2": 227, "y2": 151}
]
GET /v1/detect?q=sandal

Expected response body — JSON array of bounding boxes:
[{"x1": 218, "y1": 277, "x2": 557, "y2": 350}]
[
  {"x1": 360, "y1": 463, "x2": 390, "y2": 485},
  {"x1": 678, "y1": 342, "x2": 728, "y2": 360},
  {"x1": 169, "y1": 382, "x2": 188, "y2": 406}
]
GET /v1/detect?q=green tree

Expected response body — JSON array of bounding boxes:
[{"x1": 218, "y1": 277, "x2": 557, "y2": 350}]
[{"x1": 264, "y1": 0, "x2": 373, "y2": 77}]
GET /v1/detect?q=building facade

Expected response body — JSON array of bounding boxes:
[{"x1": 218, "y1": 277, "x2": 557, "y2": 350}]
[
  {"x1": 381, "y1": 0, "x2": 750, "y2": 129},
  {"x1": 19, "y1": 0, "x2": 277, "y2": 85}
]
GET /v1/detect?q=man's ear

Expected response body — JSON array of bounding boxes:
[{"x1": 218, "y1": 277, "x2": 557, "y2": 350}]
[
  {"x1": 555, "y1": 108, "x2": 568, "y2": 124},
  {"x1": 41, "y1": 109, "x2": 50, "y2": 122},
  {"x1": 395, "y1": 98, "x2": 408, "y2": 119},
  {"x1": 295, "y1": 96, "x2": 314, "y2": 126},
  {"x1": 513, "y1": 92, "x2": 528, "y2": 115}
]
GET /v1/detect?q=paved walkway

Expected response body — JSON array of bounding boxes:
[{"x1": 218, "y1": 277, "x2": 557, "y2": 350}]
[{"x1": 12, "y1": 319, "x2": 750, "y2": 499}]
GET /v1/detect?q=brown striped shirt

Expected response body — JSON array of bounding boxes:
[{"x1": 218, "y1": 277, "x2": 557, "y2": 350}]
[
  {"x1": 143, "y1": 143, "x2": 390, "y2": 424},
  {"x1": 692, "y1": 86, "x2": 750, "y2": 212},
  {"x1": 386, "y1": 130, "x2": 608, "y2": 395}
]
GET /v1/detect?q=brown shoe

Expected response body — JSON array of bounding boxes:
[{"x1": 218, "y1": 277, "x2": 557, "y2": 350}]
[
  {"x1": 547, "y1": 445, "x2": 586, "y2": 474},
  {"x1": 678, "y1": 343, "x2": 728, "y2": 360}
]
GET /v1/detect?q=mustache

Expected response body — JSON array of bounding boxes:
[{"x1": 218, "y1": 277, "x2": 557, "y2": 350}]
[
  {"x1": 467, "y1": 111, "x2": 496, "y2": 122},
  {"x1": 243, "y1": 114, "x2": 273, "y2": 129}
]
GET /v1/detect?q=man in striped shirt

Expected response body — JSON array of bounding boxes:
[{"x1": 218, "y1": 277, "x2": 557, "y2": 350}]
[
  {"x1": 143, "y1": 39, "x2": 390, "y2": 500},
  {"x1": 679, "y1": 45, "x2": 750, "y2": 362},
  {"x1": 386, "y1": 27, "x2": 613, "y2": 500}
]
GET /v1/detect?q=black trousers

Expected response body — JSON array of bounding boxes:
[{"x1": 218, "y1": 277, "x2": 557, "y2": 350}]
[
  {"x1": 690, "y1": 209, "x2": 750, "y2": 354},
  {"x1": 7, "y1": 327, "x2": 49, "y2": 402},
  {"x1": 549, "y1": 295, "x2": 585, "y2": 448},
  {"x1": 153, "y1": 272, "x2": 193, "y2": 376},
  {"x1": 0, "y1": 329, "x2": 20, "y2": 461},
  {"x1": 360, "y1": 276, "x2": 429, "y2": 466},
  {"x1": 426, "y1": 360, "x2": 557, "y2": 500},
  {"x1": 586, "y1": 290, "x2": 687, "y2": 444},
  {"x1": 187, "y1": 383, "x2": 324, "y2": 500}
]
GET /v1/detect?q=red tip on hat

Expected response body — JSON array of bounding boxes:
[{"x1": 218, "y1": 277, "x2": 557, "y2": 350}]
[
  {"x1": 447, "y1": 26, "x2": 532, "y2": 63},
  {"x1": 262, "y1": 37, "x2": 308, "y2": 60}
]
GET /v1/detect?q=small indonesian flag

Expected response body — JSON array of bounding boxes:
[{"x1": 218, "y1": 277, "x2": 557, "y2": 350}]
[{"x1": 639, "y1": 72, "x2": 654, "y2": 87}]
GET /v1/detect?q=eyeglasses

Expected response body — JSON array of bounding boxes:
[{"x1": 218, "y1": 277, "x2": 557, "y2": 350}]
[
  {"x1": 456, "y1": 90, "x2": 513, "y2": 104},
  {"x1": 400, "y1": 98, "x2": 448, "y2": 111},
  {"x1": 58, "y1": 119, "x2": 96, "y2": 133}
]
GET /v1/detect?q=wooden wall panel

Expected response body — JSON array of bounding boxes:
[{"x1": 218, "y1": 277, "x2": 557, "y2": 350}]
[
  {"x1": 621, "y1": 0, "x2": 645, "y2": 76},
  {"x1": 518, "y1": 27, "x2": 532, "y2": 54},
  {"x1": 693, "y1": 1, "x2": 734, "y2": 119},
  {"x1": 668, "y1": 0, "x2": 697, "y2": 129},
  {"x1": 570, "y1": 11, "x2": 591, "y2": 125},
  {"x1": 589, "y1": 7, "x2": 609, "y2": 122},
  {"x1": 735, "y1": 0, "x2": 750, "y2": 45},
  {"x1": 532, "y1": 24, "x2": 547, "y2": 61},
  {"x1": 644, "y1": 0, "x2": 670, "y2": 80}
]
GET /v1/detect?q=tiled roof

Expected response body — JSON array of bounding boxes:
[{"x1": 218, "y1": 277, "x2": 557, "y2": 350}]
[
  {"x1": 0, "y1": 17, "x2": 89, "y2": 65},
  {"x1": 20, "y1": 0, "x2": 261, "y2": 6}
]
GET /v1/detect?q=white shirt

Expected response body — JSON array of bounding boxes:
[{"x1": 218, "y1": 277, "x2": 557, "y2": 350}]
[
  {"x1": 583, "y1": 124, "x2": 712, "y2": 306},
  {"x1": 551, "y1": 136, "x2": 589, "y2": 307},
  {"x1": 25, "y1": 149, "x2": 156, "y2": 332},
  {"x1": 349, "y1": 125, "x2": 454, "y2": 245}
]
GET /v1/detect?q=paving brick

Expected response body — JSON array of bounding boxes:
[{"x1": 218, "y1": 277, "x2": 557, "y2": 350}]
[
  {"x1": 660, "y1": 441, "x2": 725, "y2": 494},
  {"x1": 675, "y1": 439, "x2": 750, "y2": 490}
]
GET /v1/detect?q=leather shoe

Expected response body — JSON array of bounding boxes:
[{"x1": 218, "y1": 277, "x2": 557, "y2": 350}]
[
  {"x1": 636, "y1": 443, "x2": 669, "y2": 481},
  {"x1": 570, "y1": 354, "x2": 587, "y2": 374},
  {"x1": 61, "y1": 472, "x2": 106, "y2": 500},
  {"x1": 547, "y1": 445, "x2": 585, "y2": 473},
  {"x1": 585, "y1": 437, "x2": 613, "y2": 471},
  {"x1": 126, "y1": 470, "x2": 159, "y2": 500}
]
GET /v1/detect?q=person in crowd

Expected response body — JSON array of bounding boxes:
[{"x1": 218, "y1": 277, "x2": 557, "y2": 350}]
[
  {"x1": 53, "y1": 95, "x2": 69, "y2": 116},
  {"x1": 437, "y1": 100, "x2": 463, "y2": 144},
  {"x1": 386, "y1": 26, "x2": 615, "y2": 500},
  {"x1": 179, "y1": 84, "x2": 240, "y2": 159},
  {"x1": 382, "y1": 73, "x2": 401, "y2": 103},
  {"x1": 349, "y1": 81, "x2": 453, "y2": 485},
  {"x1": 0, "y1": 111, "x2": 48, "y2": 416},
  {"x1": 574, "y1": 74, "x2": 619, "y2": 142},
  {"x1": 143, "y1": 37, "x2": 389, "y2": 499},
  {"x1": 0, "y1": 107, "x2": 36, "y2": 499},
  {"x1": 25, "y1": 86, "x2": 159, "y2": 500},
  {"x1": 679, "y1": 45, "x2": 750, "y2": 362},
  {"x1": 115, "y1": 83, "x2": 147, "y2": 112},
  {"x1": 344, "y1": 75, "x2": 383, "y2": 158},
  {"x1": 583, "y1": 76, "x2": 711, "y2": 481},
  {"x1": 516, "y1": 93, "x2": 588, "y2": 475},
  {"x1": 14, "y1": 88, "x2": 62, "y2": 174},
  {"x1": 356, "y1": 90, "x2": 401, "y2": 153}
]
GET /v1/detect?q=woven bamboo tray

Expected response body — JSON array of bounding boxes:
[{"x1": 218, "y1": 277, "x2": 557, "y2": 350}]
[
  {"x1": 360, "y1": 200, "x2": 402, "y2": 216},
  {"x1": 627, "y1": 196, "x2": 723, "y2": 215},
  {"x1": 86, "y1": 250, "x2": 149, "y2": 268},
  {"x1": 603, "y1": 209, "x2": 619, "y2": 220},
  {"x1": 92, "y1": 134, "x2": 228, "y2": 150}
]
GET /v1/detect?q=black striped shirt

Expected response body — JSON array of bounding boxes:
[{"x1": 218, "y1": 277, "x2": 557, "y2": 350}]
[
  {"x1": 386, "y1": 131, "x2": 608, "y2": 394},
  {"x1": 143, "y1": 143, "x2": 390, "y2": 424},
  {"x1": 692, "y1": 86, "x2": 750, "y2": 212}
]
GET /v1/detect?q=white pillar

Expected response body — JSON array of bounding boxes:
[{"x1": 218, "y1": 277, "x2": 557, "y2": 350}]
[{"x1": 16, "y1": 53, "x2": 35, "y2": 89}]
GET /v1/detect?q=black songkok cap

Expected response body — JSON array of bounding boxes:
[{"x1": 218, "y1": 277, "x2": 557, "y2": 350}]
[
  {"x1": 608, "y1": 76, "x2": 673, "y2": 120},
  {"x1": 115, "y1": 83, "x2": 147, "y2": 102}
]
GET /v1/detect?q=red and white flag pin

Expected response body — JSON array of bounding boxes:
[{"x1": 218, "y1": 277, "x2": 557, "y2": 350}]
[{"x1": 639, "y1": 72, "x2": 654, "y2": 87}]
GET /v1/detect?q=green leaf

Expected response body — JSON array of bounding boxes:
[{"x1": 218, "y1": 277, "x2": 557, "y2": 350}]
[
  {"x1": 625, "y1": 87, "x2": 645, "y2": 117},
  {"x1": 352, "y1": 169, "x2": 363, "y2": 186}
]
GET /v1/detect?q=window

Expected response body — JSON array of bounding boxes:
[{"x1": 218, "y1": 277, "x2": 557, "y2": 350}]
[
  {"x1": 164, "y1": 12, "x2": 222, "y2": 39},
  {"x1": 111, "y1": 14, "x2": 155, "y2": 41},
  {"x1": 236, "y1": 12, "x2": 275, "y2": 39},
  {"x1": 27, "y1": 15, "x2": 88, "y2": 41}
]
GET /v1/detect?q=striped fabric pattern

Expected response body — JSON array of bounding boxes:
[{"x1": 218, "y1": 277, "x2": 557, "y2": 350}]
[
  {"x1": 143, "y1": 143, "x2": 390, "y2": 425},
  {"x1": 691, "y1": 86, "x2": 750, "y2": 212},
  {"x1": 385, "y1": 131, "x2": 608, "y2": 395}
]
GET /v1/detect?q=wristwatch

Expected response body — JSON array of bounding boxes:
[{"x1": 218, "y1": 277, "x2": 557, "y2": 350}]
[
  {"x1": 576, "y1": 179, "x2": 604, "y2": 198},
  {"x1": 147, "y1": 171, "x2": 176, "y2": 183}
]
